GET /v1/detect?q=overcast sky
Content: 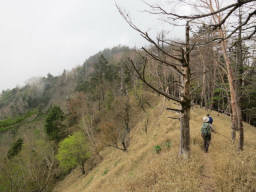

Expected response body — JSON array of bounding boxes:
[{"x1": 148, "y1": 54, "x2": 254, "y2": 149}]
[{"x1": 0, "y1": 0, "x2": 185, "y2": 92}]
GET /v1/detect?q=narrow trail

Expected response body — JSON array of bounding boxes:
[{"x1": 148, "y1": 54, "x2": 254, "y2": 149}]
[{"x1": 200, "y1": 152, "x2": 217, "y2": 192}]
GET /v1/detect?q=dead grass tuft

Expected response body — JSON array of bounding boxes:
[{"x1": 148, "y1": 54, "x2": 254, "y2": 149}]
[{"x1": 214, "y1": 150, "x2": 256, "y2": 192}]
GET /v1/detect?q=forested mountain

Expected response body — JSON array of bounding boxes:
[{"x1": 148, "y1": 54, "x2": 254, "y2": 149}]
[
  {"x1": 0, "y1": 38, "x2": 255, "y2": 191},
  {"x1": 0, "y1": 46, "x2": 131, "y2": 119},
  {"x1": 0, "y1": 46, "x2": 138, "y2": 192},
  {"x1": 0, "y1": 1, "x2": 256, "y2": 191}
]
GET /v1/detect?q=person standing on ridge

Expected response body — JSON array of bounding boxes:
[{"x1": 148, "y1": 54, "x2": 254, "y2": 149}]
[{"x1": 201, "y1": 116, "x2": 215, "y2": 153}]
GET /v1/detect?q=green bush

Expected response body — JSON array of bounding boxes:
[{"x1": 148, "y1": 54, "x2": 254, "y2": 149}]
[
  {"x1": 56, "y1": 131, "x2": 91, "y2": 174},
  {"x1": 154, "y1": 145, "x2": 161, "y2": 154},
  {"x1": 102, "y1": 169, "x2": 109, "y2": 176},
  {"x1": 0, "y1": 110, "x2": 37, "y2": 133},
  {"x1": 7, "y1": 138, "x2": 23, "y2": 159},
  {"x1": 165, "y1": 140, "x2": 171, "y2": 149}
]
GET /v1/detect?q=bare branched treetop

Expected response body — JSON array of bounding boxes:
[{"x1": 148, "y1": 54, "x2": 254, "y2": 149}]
[{"x1": 143, "y1": 0, "x2": 256, "y2": 41}]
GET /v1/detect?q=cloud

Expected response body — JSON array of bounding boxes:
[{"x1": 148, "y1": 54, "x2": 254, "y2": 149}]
[{"x1": 0, "y1": 0, "x2": 183, "y2": 92}]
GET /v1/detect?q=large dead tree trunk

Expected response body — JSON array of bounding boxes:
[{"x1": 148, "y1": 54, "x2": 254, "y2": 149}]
[{"x1": 179, "y1": 23, "x2": 191, "y2": 158}]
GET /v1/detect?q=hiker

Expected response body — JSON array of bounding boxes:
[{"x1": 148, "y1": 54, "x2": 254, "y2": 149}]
[{"x1": 201, "y1": 116, "x2": 215, "y2": 153}]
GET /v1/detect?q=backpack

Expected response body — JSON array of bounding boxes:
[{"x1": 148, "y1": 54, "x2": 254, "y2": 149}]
[
  {"x1": 208, "y1": 116, "x2": 213, "y2": 124},
  {"x1": 201, "y1": 122, "x2": 211, "y2": 137}
]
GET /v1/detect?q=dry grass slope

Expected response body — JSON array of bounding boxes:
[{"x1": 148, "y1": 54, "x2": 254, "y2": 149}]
[{"x1": 54, "y1": 99, "x2": 256, "y2": 192}]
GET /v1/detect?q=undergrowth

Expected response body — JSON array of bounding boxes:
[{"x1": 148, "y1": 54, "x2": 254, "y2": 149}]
[
  {"x1": 214, "y1": 150, "x2": 256, "y2": 192},
  {"x1": 0, "y1": 109, "x2": 38, "y2": 132},
  {"x1": 53, "y1": 101, "x2": 256, "y2": 192}
]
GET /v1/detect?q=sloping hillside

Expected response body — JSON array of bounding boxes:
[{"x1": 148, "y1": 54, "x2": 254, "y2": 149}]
[
  {"x1": 0, "y1": 46, "x2": 132, "y2": 119},
  {"x1": 54, "y1": 99, "x2": 256, "y2": 192}
]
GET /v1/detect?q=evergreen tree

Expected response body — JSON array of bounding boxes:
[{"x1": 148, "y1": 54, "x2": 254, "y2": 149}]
[
  {"x1": 7, "y1": 138, "x2": 23, "y2": 159},
  {"x1": 45, "y1": 105, "x2": 65, "y2": 142}
]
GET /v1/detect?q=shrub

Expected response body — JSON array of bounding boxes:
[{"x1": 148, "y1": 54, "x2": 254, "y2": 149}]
[
  {"x1": 56, "y1": 131, "x2": 91, "y2": 174},
  {"x1": 102, "y1": 169, "x2": 109, "y2": 176},
  {"x1": 7, "y1": 138, "x2": 23, "y2": 159},
  {"x1": 154, "y1": 145, "x2": 161, "y2": 154},
  {"x1": 165, "y1": 140, "x2": 171, "y2": 149},
  {"x1": 0, "y1": 110, "x2": 37, "y2": 132}
]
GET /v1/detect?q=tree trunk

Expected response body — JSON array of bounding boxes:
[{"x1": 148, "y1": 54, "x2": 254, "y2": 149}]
[
  {"x1": 219, "y1": 30, "x2": 239, "y2": 143},
  {"x1": 121, "y1": 141, "x2": 127, "y2": 151},
  {"x1": 200, "y1": 50, "x2": 207, "y2": 108},
  {"x1": 237, "y1": 7, "x2": 244, "y2": 150},
  {"x1": 157, "y1": 32, "x2": 166, "y2": 92},
  {"x1": 179, "y1": 23, "x2": 191, "y2": 159},
  {"x1": 120, "y1": 65, "x2": 124, "y2": 95},
  {"x1": 210, "y1": 58, "x2": 217, "y2": 110},
  {"x1": 81, "y1": 162, "x2": 85, "y2": 175},
  {"x1": 180, "y1": 102, "x2": 190, "y2": 158}
]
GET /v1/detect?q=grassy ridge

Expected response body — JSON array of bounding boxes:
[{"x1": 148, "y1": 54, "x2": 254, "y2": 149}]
[
  {"x1": 0, "y1": 109, "x2": 38, "y2": 132},
  {"x1": 53, "y1": 100, "x2": 256, "y2": 192}
]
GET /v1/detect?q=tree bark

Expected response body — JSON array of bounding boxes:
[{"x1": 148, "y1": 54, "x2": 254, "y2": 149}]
[
  {"x1": 81, "y1": 162, "x2": 85, "y2": 175},
  {"x1": 199, "y1": 49, "x2": 207, "y2": 108},
  {"x1": 179, "y1": 23, "x2": 191, "y2": 159},
  {"x1": 210, "y1": 58, "x2": 217, "y2": 110},
  {"x1": 180, "y1": 102, "x2": 190, "y2": 158},
  {"x1": 237, "y1": 7, "x2": 244, "y2": 150},
  {"x1": 220, "y1": 33, "x2": 239, "y2": 142}
]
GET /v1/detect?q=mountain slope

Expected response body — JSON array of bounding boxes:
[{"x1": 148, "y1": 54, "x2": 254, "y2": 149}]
[
  {"x1": 0, "y1": 46, "x2": 132, "y2": 119},
  {"x1": 54, "y1": 99, "x2": 256, "y2": 192}
]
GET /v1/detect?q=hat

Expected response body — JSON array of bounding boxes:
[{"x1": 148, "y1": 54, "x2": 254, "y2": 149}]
[{"x1": 203, "y1": 116, "x2": 209, "y2": 123}]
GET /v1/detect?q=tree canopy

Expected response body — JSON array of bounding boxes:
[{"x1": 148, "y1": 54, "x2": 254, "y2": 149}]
[{"x1": 56, "y1": 131, "x2": 91, "y2": 174}]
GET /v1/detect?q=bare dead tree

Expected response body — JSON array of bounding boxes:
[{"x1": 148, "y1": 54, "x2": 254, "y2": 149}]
[
  {"x1": 116, "y1": 2, "x2": 193, "y2": 158},
  {"x1": 116, "y1": 0, "x2": 255, "y2": 155}
]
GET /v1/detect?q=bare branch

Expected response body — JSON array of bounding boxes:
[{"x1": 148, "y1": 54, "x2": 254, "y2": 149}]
[
  {"x1": 129, "y1": 58, "x2": 181, "y2": 103},
  {"x1": 147, "y1": 0, "x2": 255, "y2": 21},
  {"x1": 221, "y1": 9, "x2": 256, "y2": 39},
  {"x1": 166, "y1": 107, "x2": 182, "y2": 112},
  {"x1": 242, "y1": 26, "x2": 256, "y2": 40},
  {"x1": 141, "y1": 47, "x2": 184, "y2": 76},
  {"x1": 116, "y1": 3, "x2": 184, "y2": 62},
  {"x1": 168, "y1": 117, "x2": 181, "y2": 120},
  {"x1": 142, "y1": 32, "x2": 183, "y2": 62},
  {"x1": 145, "y1": 0, "x2": 256, "y2": 41},
  {"x1": 146, "y1": 2, "x2": 238, "y2": 19},
  {"x1": 106, "y1": 144, "x2": 126, "y2": 151}
]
